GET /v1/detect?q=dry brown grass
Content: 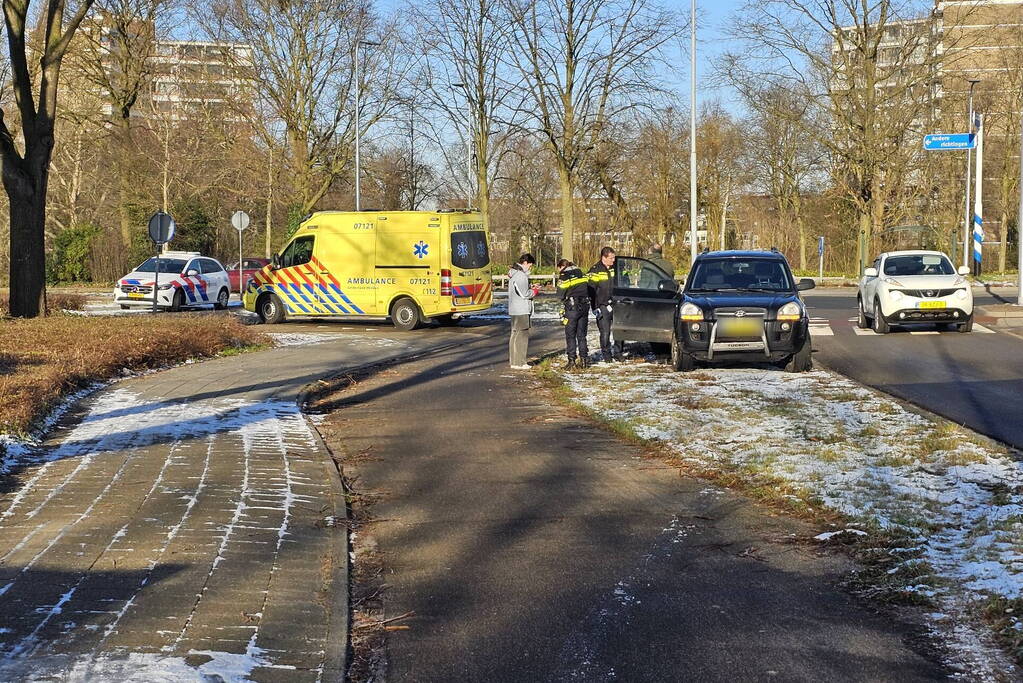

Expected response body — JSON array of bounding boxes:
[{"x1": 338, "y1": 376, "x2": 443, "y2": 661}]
[
  {"x1": 0, "y1": 313, "x2": 265, "y2": 435},
  {"x1": 0, "y1": 291, "x2": 87, "y2": 315}
]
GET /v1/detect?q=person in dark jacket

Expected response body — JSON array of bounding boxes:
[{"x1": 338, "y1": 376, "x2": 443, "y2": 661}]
[
  {"x1": 588, "y1": 246, "x2": 623, "y2": 362},
  {"x1": 556, "y1": 258, "x2": 590, "y2": 369}
]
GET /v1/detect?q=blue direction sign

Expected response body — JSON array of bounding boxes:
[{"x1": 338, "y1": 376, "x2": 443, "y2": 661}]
[{"x1": 923, "y1": 133, "x2": 975, "y2": 151}]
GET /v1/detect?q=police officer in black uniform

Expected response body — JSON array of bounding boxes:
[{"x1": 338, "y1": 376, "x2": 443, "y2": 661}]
[
  {"x1": 588, "y1": 246, "x2": 623, "y2": 362},
  {"x1": 556, "y1": 259, "x2": 591, "y2": 369}
]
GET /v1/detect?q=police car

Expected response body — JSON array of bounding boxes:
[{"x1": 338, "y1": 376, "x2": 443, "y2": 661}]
[{"x1": 114, "y1": 252, "x2": 232, "y2": 311}]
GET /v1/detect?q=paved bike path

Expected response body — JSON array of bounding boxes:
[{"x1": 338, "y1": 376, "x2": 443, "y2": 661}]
[{"x1": 0, "y1": 324, "x2": 496, "y2": 681}]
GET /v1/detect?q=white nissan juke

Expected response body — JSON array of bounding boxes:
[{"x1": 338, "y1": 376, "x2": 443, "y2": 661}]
[{"x1": 857, "y1": 250, "x2": 974, "y2": 334}]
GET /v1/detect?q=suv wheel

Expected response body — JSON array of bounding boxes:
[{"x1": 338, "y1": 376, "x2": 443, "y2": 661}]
[
  {"x1": 872, "y1": 299, "x2": 890, "y2": 334},
  {"x1": 958, "y1": 315, "x2": 973, "y2": 333},
  {"x1": 856, "y1": 297, "x2": 870, "y2": 329},
  {"x1": 670, "y1": 332, "x2": 695, "y2": 372},
  {"x1": 785, "y1": 335, "x2": 813, "y2": 373},
  {"x1": 391, "y1": 297, "x2": 423, "y2": 331}
]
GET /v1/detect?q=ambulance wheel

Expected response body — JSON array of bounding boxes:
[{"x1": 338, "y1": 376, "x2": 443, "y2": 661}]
[
  {"x1": 214, "y1": 288, "x2": 229, "y2": 310},
  {"x1": 170, "y1": 289, "x2": 184, "y2": 312},
  {"x1": 391, "y1": 298, "x2": 423, "y2": 331},
  {"x1": 258, "y1": 293, "x2": 285, "y2": 324},
  {"x1": 434, "y1": 314, "x2": 459, "y2": 327}
]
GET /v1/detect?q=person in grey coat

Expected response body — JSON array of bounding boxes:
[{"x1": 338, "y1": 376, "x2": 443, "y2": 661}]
[{"x1": 508, "y1": 253, "x2": 538, "y2": 369}]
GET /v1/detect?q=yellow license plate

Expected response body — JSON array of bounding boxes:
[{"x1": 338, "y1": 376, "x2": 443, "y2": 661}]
[
  {"x1": 128, "y1": 293, "x2": 145, "y2": 299},
  {"x1": 918, "y1": 301, "x2": 946, "y2": 309},
  {"x1": 718, "y1": 318, "x2": 761, "y2": 337},
  {"x1": 454, "y1": 296, "x2": 471, "y2": 306}
]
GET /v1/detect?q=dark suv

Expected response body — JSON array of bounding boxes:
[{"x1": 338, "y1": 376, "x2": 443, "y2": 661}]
[{"x1": 609, "y1": 250, "x2": 815, "y2": 372}]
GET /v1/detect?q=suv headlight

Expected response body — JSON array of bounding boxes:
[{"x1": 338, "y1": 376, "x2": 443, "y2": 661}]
[
  {"x1": 889, "y1": 289, "x2": 904, "y2": 301},
  {"x1": 158, "y1": 283, "x2": 174, "y2": 290},
  {"x1": 955, "y1": 288, "x2": 968, "y2": 300},
  {"x1": 777, "y1": 301, "x2": 802, "y2": 321},
  {"x1": 882, "y1": 277, "x2": 904, "y2": 287},
  {"x1": 680, "y1": 302, "x2": 703, "y2": 321}
]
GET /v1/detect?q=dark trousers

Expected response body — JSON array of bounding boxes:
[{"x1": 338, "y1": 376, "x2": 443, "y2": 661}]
[
  {"x1": 565, "y1": 306, "x2": 589, "y2": 361},
  {"x1": 595, "y1": 304, "x2": 623, "y2": 360}
]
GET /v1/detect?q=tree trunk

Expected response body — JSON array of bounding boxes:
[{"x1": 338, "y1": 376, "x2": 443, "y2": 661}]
[
  {"x1": 558, "y1": 162, "x2": 574, "y2": 262},
  {"x1": 115, "y1": 114, "x2": 133, "y2": 249},
  {"x1": 793, "y1": 191, "x2": 806, "y2": 271},
  {"x1": 4, "y1": 156, "x2": 49, "y2": 318}
]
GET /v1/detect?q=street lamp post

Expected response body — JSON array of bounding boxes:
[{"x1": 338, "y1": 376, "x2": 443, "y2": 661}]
[
  {"x1": 689, "y1": 0, "x2": 698, "y2": 265},
  {"x1": 963, "y1": 78, "x2": 980, "y2": 270},
  {"x1": 354, "y1": 40, "x2": 381, "y2": 212},
  {"x1": 1017, "y1": 90, "x2": 1023, "y2": 305}
]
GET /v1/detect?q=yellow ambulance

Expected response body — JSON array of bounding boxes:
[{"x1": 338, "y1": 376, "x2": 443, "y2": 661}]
[{"x1": 242, "y1": 210, "x2": 493, "y2": 329}]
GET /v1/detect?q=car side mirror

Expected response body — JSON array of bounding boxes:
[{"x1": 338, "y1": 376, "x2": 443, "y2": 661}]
[
  {"x1": 271, "y1": 252, "x2": 280, "y2": 270},
  {"x1": 957, "y1": 265, "x2": 970, "y2": 275},
  {"x1": 657, "y1": 278, "x2": 679, "y2": 293},
  {"x1": 796, "y1": 278, "x2": 816, "y2": 291},
  {"x1": 186, "y1": 269, "x2": 199, "y2": 277},
  {"x1": 864, "y1": 267, "x2": 878, "y2": 278}
]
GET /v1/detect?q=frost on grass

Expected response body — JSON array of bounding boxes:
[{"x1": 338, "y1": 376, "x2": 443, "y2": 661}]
[{"x1": 562, "y1": 363, "x2": 1023, "y2": 677}]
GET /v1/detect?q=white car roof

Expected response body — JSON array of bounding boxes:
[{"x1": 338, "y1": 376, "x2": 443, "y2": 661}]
[
  {"x1": 880, "y1": 250, "x2": 951, "y2": 258},
  {"x1": 159, "y1": 251, "x2": 201, "y2": 258}
]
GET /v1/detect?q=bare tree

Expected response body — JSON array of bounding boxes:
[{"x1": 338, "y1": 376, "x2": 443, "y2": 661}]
[
  {"x1": 71, "y1": 0, "x2": 169, "y2": 249},
  {"x1": 194, "y1": 0, "x2": 404, "y2": 216},
  {"x1": 721, "y1": 0, "x2": 969, "y2": 272},
  {"x1": 1, "y1": 0, "x2": 98, "y2": 316},
  {"x1": 504, "y1": 0, "x2": 677, "y2": 261},
  {"x1": 742, "y1": 86, "x2": 826, "y2": 269},
  {"x1": 406, "y1": 0, "x2": 519, "y2": 233}
]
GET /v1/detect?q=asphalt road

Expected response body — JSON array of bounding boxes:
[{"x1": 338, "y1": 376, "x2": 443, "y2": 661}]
[
  {"x1": 318, "y1": 321, "x2": 947, "y2": 681},
  {"x1": 803, "y1": 287, "x2": 1023, "y2": 449}
]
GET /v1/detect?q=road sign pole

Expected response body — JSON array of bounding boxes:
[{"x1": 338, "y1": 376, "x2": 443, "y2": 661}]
[
  {"x1": 964, "y1": 80, "x2": 980, "y2": 270},
  {"x1": 153, "y1": 245, "x2": 160, "y2": 313},
  {"x1": 238, "y1": 230, "x2": 243, "y2": 302},
  {"x1": 818, "y1": 236, "x2": 824, "y2": 280},
  {"x1": 974, "y1": 114, "x2": 984, "y2": 277}
]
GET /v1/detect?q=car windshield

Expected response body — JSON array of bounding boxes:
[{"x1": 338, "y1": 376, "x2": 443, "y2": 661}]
[
  {"x1": 134, "y1": 258, "x2": 187, "y2": 274},
  {"x1": 883, "y1": 254, "x2": 954, "y2": 276},
  {"x1": 688, "y1": 258, "x2": 791, "y2": 291}
]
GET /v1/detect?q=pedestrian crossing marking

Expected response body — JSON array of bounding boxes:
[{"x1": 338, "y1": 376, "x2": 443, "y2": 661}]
[
  {"x1": 809, "y1": 324, "x2": 834, "y2": 336},
  {"x1": 975, "y1": 324, "x2": 995, "y2": 333}
]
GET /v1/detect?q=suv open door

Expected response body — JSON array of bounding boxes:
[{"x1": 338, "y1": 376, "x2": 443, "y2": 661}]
[{"x1": 611, "y1": 256, "x2": 679, "y2": 344}]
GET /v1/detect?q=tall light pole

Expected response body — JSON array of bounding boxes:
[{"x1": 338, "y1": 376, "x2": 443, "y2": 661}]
[
  {"x1": 354, "y1": 40, "x2": 381, "y2": 212},
  {"x1": 963, "y1": 78, "x2": 980, "y2": 270},
  {"x1": 1017, "y1": 92, "x2": 1023, "y2": 305},
  {"x1": 689, "y1": 0, "x2": 698, "y2": 264}
]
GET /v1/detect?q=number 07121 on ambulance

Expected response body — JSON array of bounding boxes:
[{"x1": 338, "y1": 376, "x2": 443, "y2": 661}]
[{"x1": 242, "y1": 210, "x2": 493, "y2": 330}]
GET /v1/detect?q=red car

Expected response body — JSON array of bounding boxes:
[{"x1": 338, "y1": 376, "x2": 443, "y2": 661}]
[{"x1": 227, "y1": 257, "x2": 270, "y2": 293}]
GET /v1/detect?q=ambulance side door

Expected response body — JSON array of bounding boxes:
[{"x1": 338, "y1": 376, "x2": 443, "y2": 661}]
[{"x1": 374, "y1": 214, "x2": 440, "y2": 314}]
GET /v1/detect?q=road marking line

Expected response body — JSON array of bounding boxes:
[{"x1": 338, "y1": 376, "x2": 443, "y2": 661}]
[
  {"x1": 909, "y1": 331, "x2": 940, "y2": 335},
  {"x1": 974, "y1": 324, "x2": 995, "y2": 333},
  {"x1": 852, "y1": 327, "x2": 877, "y2": 336},
  {"x1": 809, "y1": 325, "x2": 834, "y2": 336}
]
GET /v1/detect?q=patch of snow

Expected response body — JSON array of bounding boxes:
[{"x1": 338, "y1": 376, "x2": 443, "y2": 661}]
[{"x1": 560, "y1": 362, "x2": 1022, "y2": 679}]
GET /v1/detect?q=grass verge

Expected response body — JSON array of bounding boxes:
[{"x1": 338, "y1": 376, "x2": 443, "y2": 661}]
[
  {"x1": 0, "y1": 313, "x2": 267, "y2": 436},
  {"x1": 535, "y1": 359, "x2": 945, "y2": 608},
  {"x1": 0, "y1": 291, "x2": 87, "y2": 315}
]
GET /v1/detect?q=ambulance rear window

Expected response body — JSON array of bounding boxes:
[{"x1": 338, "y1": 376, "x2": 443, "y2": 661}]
[{"x1": 451, "y1": 231, "x2": 489, "y2": 269}]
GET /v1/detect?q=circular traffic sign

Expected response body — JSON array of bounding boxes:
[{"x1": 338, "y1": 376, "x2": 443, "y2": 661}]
[
  {"x1": 231, "y1": 210, "x2": 251, "y2": 232},
  {"x1": 147, "y1": 211, "x2": 176, "y2": 244}
]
